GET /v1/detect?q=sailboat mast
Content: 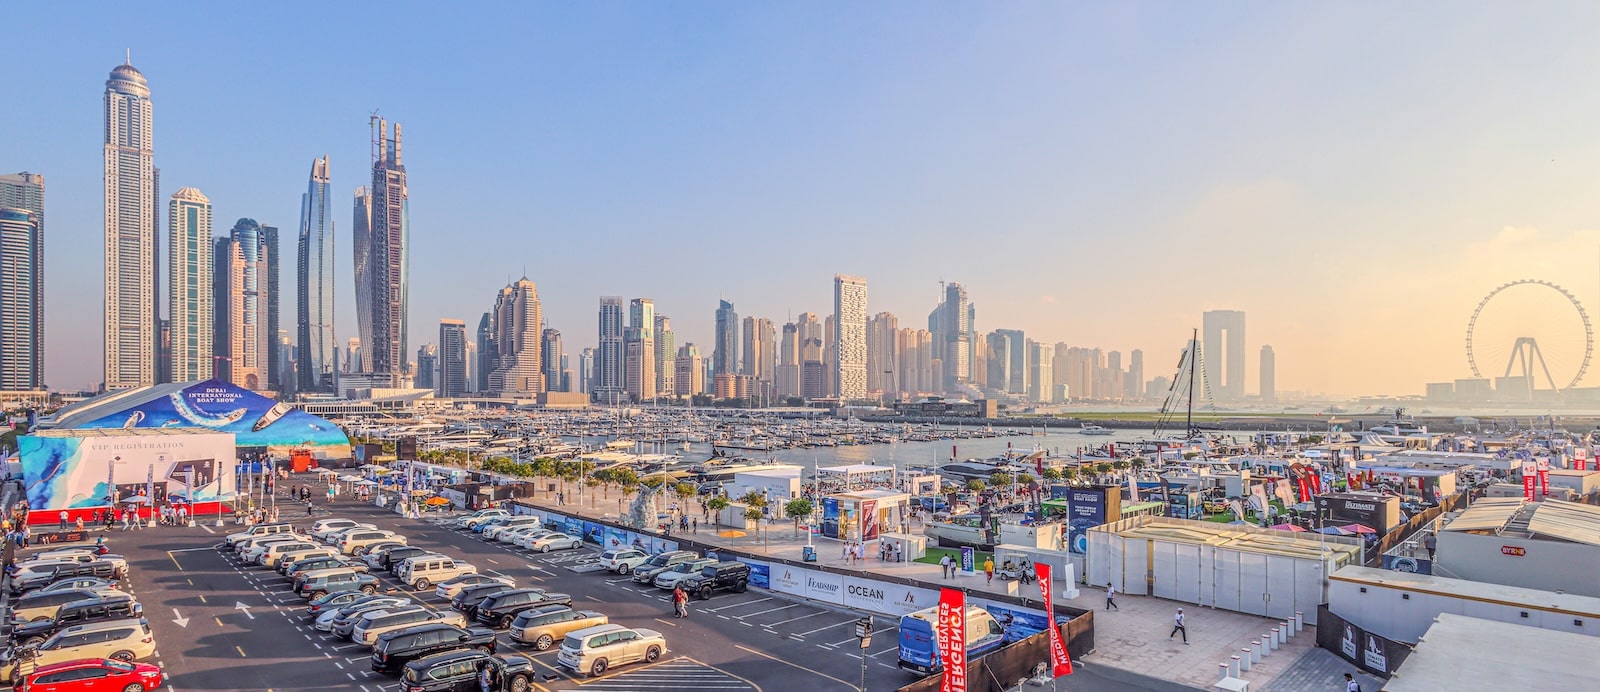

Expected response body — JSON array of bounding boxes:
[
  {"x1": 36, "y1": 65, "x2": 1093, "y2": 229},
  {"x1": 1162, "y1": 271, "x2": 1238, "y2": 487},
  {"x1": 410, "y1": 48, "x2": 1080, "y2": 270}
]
[{"x1": 1186, "y1": 328, "x2": 1198, "y2": 439}]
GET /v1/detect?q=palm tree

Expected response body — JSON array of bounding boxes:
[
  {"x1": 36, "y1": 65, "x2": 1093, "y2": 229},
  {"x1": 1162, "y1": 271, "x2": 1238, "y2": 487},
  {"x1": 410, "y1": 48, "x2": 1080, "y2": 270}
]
[{"x1": 1041, "y1": 467, "x2": 1062, "y2": 483}]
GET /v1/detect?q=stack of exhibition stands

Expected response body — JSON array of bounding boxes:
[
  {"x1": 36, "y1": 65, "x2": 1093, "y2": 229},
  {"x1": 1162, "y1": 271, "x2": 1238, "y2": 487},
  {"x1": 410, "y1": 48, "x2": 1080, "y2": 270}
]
[{"x1": 508, "y1": 500, "x2": 1095, "y2": 692}]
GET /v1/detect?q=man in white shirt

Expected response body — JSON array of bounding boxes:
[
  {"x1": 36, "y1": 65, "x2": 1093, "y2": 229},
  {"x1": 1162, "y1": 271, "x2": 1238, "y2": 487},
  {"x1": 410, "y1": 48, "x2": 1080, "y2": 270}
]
[
  {"x1": 1105, "y1": 585, "x2": 1118, "y2": 610},
  {"x1": 940, "y1": 554, "x2": 953, "y2": 579},
  {"x1": 1169, "y1": 608, "x2": 1187, "y2": 643}
]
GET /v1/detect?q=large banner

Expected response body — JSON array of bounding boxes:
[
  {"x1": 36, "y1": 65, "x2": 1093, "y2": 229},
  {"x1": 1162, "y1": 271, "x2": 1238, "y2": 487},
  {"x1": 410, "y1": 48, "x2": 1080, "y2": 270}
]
[
  {"x1": 76, "y1": 380, "x2": 349, "y2": 459},
  {"x1": 1066, "y1": 489, "x2": 1105, "y2": 554},
  {"x1": 1034, "y1": 563, "x2": 1072, "y2": 678},
  {"x1": 1522, "y1": 461, "x2": 1537, "y2": 501},
  {"x1": 737, "y1": 558, "x2": 771, "y2": 589},
  {"x1": 861, "y1": 499, "x2": 880, "y2": 540},
  {"x1": 842, "y1": 576, "x2": 937, "y2": 616},
  {"x1": 20, "y1": 432, "x2": 235, "y2": 510},
  {"x1": 938, "y1": 589, "x2": 967, "y2": 692},
  {"x1": 822, "y1": 497, "x2": 840, "y2": 538},
  {"x1": 802, "y1": 570, "x2": 844, "y2": 604}
]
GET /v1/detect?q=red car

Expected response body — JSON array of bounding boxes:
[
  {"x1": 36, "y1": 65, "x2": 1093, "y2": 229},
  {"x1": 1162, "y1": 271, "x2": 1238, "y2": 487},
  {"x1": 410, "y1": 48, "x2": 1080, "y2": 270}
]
[{"x1": 18, "y1": 658, "x2": 163, "y2": 691}]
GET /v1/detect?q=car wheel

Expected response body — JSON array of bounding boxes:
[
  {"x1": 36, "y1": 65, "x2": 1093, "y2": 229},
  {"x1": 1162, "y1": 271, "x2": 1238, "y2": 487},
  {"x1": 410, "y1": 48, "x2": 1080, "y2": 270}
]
[
  {"x1": 312, "y1": 590, "x2": 327, "y2": 599},
  {"x1": 534, "y1": 634, "x2": 554, "y2": 651},
  {"x1": 361, "y1": 584, "x2": 377, "y2": 594},
  {"x1": 23, "y1": 636, "x2": 45, "y2": 647},
  {"x1": 699, "y1": 586, "x2": 712, "y2": 600},
  {"x1": 414, "y1": 578, "x2": 430, "y2": 591},
  {"x1": 500, "y1": 615, "x2": 514, "y2": 628},
  {"x1": 645, "y1": 645, "x2": 661, "y2": 662},
  {"x1": 477, "y1": 645, "x2": 493, "y2": 654},
  {"x1": 734, "y1": 579, "x2": 748, "y2": 593},
  {"x1": 29, "y1": 616, "x2": 49, "y2": 623},
  {"x1": 617, "y1": 564, "x2": 631, "y2": 575},
  {"x1": 110, "y1": 650, "x2": 135, "y2": 662},
  {"x1": 540, "y1": 544, "x2": 551, "y2": 553},
  {"x1": 590, "y1": 658, "x2": 608, "y2": 677},
  {"x1": 123, "y1": 684, "x2": 144, "y2": 692}
]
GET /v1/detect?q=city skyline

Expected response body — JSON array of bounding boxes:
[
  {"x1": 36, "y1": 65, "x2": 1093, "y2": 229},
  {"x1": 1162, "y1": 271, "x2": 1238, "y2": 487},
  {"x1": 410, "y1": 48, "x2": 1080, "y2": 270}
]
[{"x1": 11, "y1": 7, "x2": 1600, "y2": 396}]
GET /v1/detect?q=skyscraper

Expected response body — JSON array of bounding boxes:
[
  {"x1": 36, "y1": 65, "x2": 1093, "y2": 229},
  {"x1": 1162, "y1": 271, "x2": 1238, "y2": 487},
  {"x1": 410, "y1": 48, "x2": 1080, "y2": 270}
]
[
  {"x1": 654, "y1": 315, "x2": 674, "y2": 396},
  {"x1": 578, "y1": 347, "x2": 595, "y2": 395},
  {"x1": 260, "y1": 223, "x2": 280, "y2": 388},
  {"x1": 714, "y1": 300, "x2": 738, "y2": 376},
  {"x1": 1027, "y1": 340, "x2": 1053, "y2": 403},
  {"x1": 0, "y1": 173, "x2": 43, "y2": 390},
  {"x1": 778, "y1": 321, "x2": 800, "y2": 399},
  {"x1": 415, "y1": 344, "x2": 436, "y2": 390},
  {"x1": 867, "y1": 312, "x2": 899, "y2": 396},
  {"x1": 834, "y1": 275, "x2": 868, "y2": 400},
  {"x1": 103, "y1": 61, "x2": 159, "y2": 390},
  {"x1": 487, "y1": 278, "x2": 543, "y2": 396},
  {"x1": 216, "y1": 219, "x2": 271, "y2": 390},
  {"x1": 358, "y1": 119, "x2": 409, "y2": 386},
  {"x1": 1260, "y1": 345, "x2": 1275, "y2": 402},
  {"x1": 476, "y1": 312, "x2": 496, "y2": 393},
  {"x1": 352, "y1": 186, "x2": 372, "y2": 373},
  {"x1": 595, "y1": 297, "x2": 625, "y2": 401},
  {"x1": 929, "y1": 282, "x2": 970, "y2": 391},
  {"x1": 541, "y1": 328, "x2": 563, "y2": 392},
  {"x1": 296, "y1": 156, "x2": 336, "y2": 393},
  {"x1": 439, "y1": 319, "x2": 467, "y2": 397},
  {"x1": 675, "y1": 344, "x2": 704, "y2": 397},
  {"x1": 625, "y1": 298, "x2": 656, "y2": 401},
  {"x1": 166, "y1": 188, "x2": 212, "y2": 383},
  {"x1": 0, "y1": 207, "x2": 42, "y2": 389},
  {"x1": 1127, "y1": 349, "x2": 1144, "y2": 400},
  {"x1": 1202, "y1": 310, "x2": 1246, "y2": 399}
]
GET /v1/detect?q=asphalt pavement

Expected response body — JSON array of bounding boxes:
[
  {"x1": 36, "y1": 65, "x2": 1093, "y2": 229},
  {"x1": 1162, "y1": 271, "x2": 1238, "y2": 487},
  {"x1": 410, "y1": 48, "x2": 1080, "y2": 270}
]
[{"x1": 99, "y1": 491, "x2": 912, "y2": 691}]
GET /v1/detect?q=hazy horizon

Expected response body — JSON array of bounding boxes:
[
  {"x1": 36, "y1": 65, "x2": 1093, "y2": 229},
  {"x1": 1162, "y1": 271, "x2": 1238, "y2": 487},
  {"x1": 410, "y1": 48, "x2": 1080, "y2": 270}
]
[{"x1": 6, "y1": 4, "x2": 1600, "y2": 397}]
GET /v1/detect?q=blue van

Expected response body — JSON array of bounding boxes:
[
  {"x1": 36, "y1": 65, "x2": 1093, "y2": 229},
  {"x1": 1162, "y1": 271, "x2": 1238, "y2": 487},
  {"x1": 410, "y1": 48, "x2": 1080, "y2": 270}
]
[{"x1": 897, "y1": 605, "x2": 1005, "y2": 675}]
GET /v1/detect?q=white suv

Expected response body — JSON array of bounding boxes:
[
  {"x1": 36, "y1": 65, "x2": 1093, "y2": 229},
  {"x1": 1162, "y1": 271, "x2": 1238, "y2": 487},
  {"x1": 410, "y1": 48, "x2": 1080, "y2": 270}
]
[
  {"x1": 340, "y1": 530, "x2": 403, "y2": 555},
  {"x1": 397, "y1": 556, "x2": 477, "y2": 591},
  {"x1": 311, "y1": 519, "x2": 374, "y2": 542},
  {"x1": 597, "y1": 548, "x2": 649, "y2": 575}
]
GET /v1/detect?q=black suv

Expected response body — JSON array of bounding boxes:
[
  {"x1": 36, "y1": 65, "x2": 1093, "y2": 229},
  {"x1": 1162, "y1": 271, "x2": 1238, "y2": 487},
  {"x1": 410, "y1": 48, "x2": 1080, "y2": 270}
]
[
  {"x1": 371, "y1": 623, "x2": 497, "y2": 674},
  {"x1": 450, "y1": 584, "x2": 516, "y2": 617},
  {"x1": 473, "y1": 589, "x2": 573, "y2": 629},
  {"x1": 679, "y1": 561, "x2": 751, "y2": 600},
  {"x1": 400, "y1": 650, "x2": 535, "y2": 692},
  {"x1": 10, "y1": 594, "x2": 142, "y2": 646},
  {"x1": 378, "y1": 546, "x2": 431, "y2": 572}
]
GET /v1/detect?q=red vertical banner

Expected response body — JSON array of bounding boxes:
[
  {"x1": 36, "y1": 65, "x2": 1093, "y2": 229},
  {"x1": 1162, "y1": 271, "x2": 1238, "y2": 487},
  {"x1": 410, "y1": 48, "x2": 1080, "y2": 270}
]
[
  {"x1": 1033, "y1": 563, "x2": 1073, "y2": 677},
  {"x1": 1296, "y1": 477, "x2": 1311, "y2": 503},
  {"x1": 1522, "y1": 461, "x2": 1536, "y2": 502},
  {"x1": 1308, "y1": 473, "x2": 1322, "y2": 495},
  {"x1": 1537, "y1": 458, "x2": 1550, "y2": 498},
  {"x1": 1576, "y1": 448, "x2": 1589, "y2": 471},
  {"x1": 937, "y1": 588, "x2": 967, "y2": 692}
]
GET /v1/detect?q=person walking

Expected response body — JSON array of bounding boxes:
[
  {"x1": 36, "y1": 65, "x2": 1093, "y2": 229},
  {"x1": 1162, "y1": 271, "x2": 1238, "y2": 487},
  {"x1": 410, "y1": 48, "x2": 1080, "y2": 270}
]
[
  {"x1": 673, "y1": 584, "x2": 689, "y2": 618},
  {"x1": 58, "y1": 510, "x2": 68, "y2": 531},
  {"x1": 940, "y1": 554, "x2": 953, "y2": 579},
  {"x1": 120, "y1": 509, "x2": 131, "y2": 531},
  {"x1": 1169, "y1": 608, "x2": 1188, "y2": 644},
  {"x1": 983, "y1": 557, "x2": 995, "y2": 584},
  {"x1": 74, "y1": 516, "x2": 84, "y2": 532},
  {"x1": 1105, "y1": 585, "x2": 1119, "y2": 610},
  {"x1": 1344, "y1": 673, "x2": 1362, "y2": 692}
]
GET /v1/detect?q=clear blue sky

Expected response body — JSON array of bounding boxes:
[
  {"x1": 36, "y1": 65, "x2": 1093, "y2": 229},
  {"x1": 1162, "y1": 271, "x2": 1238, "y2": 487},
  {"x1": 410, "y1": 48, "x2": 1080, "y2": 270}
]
[{"x1": 7, "y1": 3, "x2": 1600, "y2": 396}]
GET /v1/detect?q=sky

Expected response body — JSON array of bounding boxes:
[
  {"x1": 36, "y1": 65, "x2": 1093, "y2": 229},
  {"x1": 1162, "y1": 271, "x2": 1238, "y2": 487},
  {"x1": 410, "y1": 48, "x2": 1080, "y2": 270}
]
[{"x1": 6, "y1": 3, "x2": 1600, "y2": 397}]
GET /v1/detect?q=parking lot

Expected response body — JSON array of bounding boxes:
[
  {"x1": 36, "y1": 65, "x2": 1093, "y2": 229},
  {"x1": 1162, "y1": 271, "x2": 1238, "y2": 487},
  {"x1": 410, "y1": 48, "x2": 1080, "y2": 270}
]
[{"x1": 99, "y1": 491, "x2": 911, "y2": 691}]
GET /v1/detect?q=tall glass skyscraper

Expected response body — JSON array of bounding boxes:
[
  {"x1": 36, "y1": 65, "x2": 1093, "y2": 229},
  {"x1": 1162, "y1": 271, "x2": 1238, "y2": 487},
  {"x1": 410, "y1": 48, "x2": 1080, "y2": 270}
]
[
  {"x1": 595, "y1": 297, "x2": 625, "y2": 401},
  {"x1": 0, "y1": 172, "x2": 44, "y2": 389},
  {"x1": 296, "y1": 156, "x2": 335, "y2": 392},
  {"x1": 103, "y1": 61, "x2": 159, "y2": 390},
  {"x1": 167, "y1": 187, "x2": 212, "y2": 382},
  {"x1": 439, "y1": 319, "x2": 467, "y2": 397},
  {"x1": 352, "y1": 186, "x2": 372, "y2": 373},
  {"x1": 714, "y1": 300, "x2": 738, "y2": 376},
  {"x1": 358, "y1": 119, "x2": 409, "y2": 386},
  {"x1": 217, "y1": 219, "x2": 271, "y2": 390},
  {"x1": 833, "y1": 275, "x2": 868, "y2": 399}
]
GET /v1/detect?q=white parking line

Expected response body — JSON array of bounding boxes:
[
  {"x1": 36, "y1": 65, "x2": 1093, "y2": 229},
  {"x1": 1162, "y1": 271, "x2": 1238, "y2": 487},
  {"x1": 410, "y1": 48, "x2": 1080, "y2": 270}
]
[
  {"x1": 763, "y1": 610, "x2": 828, "y2": 628},
  {"x1": 792, "y1": 619, "x2": 857, "y2": 637},
  {"x1": 706, "y1": 597, "x2": 770, "y2": 612},
  {"x1": 733, "y1": 603, "x2": 802, "y2": 619}
]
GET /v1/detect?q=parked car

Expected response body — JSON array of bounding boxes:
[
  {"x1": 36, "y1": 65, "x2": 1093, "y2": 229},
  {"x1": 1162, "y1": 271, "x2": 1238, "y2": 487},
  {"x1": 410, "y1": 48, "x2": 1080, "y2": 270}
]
[
  {"x1": 629, "y1": 551, "x2": 698, "y2": 585},
  {"x1": 12, "y1": 618, "x2": 156, "y2": 670},
  {"x1": 297, "y1": 570, "x2": 381, "y2": 599},
  {"x1": 433, "y1": 574, "x2": 513, "y2": 601},
  {"x1": 597, "y1": 548, "x2": 649, "y2": 575},
  {"x1": 341, "y1": 530, "x2": 404, "y2": 555},
  {"x1": 285, "y1": 556, "x2": 366, "y2": 581},
  {"x1": 252, "y1": 540, "x2": 320, "y2": 567},
  {"x1": 366, "y1": 545, "x2": 431, "y2": 572},
  {"x1": 352, "y1": 607, "x2": 468, "y2": 646},
  {"x1": 31, "y1": 576, "x2": 117, "y2": 595},
  {"x1": 474, "y1": 589, "x2": 572, "y2": 629},
  {"x1": 555, "y1": 624, "x2": 666, "y2": 678},
  {"x1": 10, "y1": 561, "x2": 120, "y2": 595},
  {"x1": 11, "y1": 593, "x2": 143, "y2": 646},
  {"x1": 398, "y1": 650, "x2": 535, "y2": 692},
  {"x1": 498, "y1": 526, "x2": 548, "y2": 546},
  {"x1": 471, "y1": 516, "x2": 513, "y2": 534},
  {"x1": 524, "y1": 532, "x2": 584, "y2": 553},
  {"x1": 313, "y1": 597, "x2": 408, "y2": 630},
  {"x1": 305, "y1": 590, "x2": 373, "y2": 619},
  {"x1": 651, "y1": 558, "x2": 717, "y2": 590},
  {"x1": 370, "y1": 623, "x2": 497, "y2": 675},
  {"x1": 234, "y1": 534, "x2": 302, "y2": 558},
  {"x1": 311, "y1": 518, "x2": 374, "y2": 541},
  {"x1": 275, "y1": 547, "x2": 340, "y2": 572},
  {"x1": 481, "y1": 516, "x2": 542, "y2": 541},
  {"x1": 11, "y1": 657, "x2": 163, "y2": 692},
  {"x1": 453, "y1": 508, "x2": 508, "y2": 530},
  {"x1": 22, "y1": 546, "x2": 101, "y2": 563},
  {"x1": 679, "y1": 561, "x2": 751, "y2": 600},
  {"x1": 224, "y1": 522, "x2": 295, "y2": 548},
  {"x1": 509, "y1": 606, "x2": 608, "y2": 651},
  {"x1": 510, "y1": 530, "x2": 561, "y2": 550},
  {"x1": 398, "y1": 556, "x2": 476, "y2": 591},
  {"x1": 449, "y1": 584, "x2": 517, "y2": 618},
  {"x1": 10, "y1": 589, "x2": 115, "y2": 624}
]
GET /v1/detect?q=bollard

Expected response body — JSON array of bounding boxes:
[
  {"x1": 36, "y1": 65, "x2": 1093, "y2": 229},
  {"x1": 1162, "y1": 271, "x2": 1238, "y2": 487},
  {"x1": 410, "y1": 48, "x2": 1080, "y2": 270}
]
[
  {"x1": 1281, "y1": 622, "x2": 1292, "y2": 640},
  {"x1": 1219, "y1": 664, "x2": 1231, "y2": 682},
  {"x1": 1269, "y1": 628, "x2": 1280, "y2": 650},
  {"x1": 1251, "y1": 641, "x2": 1262, "y2": 663},
  {"x1": 1294, "y1": 611, "x2": 1304, "y2": 633},
  {"x1": 1240, "y1": 650, "x2": 1253, "y2": 672},
  {"x1": 1261, "y1": 635, "x2": 1272, "y2": 656},
  {"x1": 1229, "y1": 656, "x2": 1241, "y2": 678}
]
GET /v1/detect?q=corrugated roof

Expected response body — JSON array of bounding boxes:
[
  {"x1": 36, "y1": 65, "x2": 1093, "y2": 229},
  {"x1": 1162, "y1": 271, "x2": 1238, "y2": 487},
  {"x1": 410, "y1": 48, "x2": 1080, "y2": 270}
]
[
  {"x1": 44, "y1": 381, "x2": 196, "y2": 429},
  {"x1": 1103, "y1": 516, "x2": 1364, "y2": 560},
  {"x1": 1385, "y1": 615, "x2": 1596, "y2": 691},
  {"x1": 1526, "y1": 499, "x2": 1600, "y2": 547},
  {"x1": 1439, "y1": 497, "x2": 1524, "y2": 533}
]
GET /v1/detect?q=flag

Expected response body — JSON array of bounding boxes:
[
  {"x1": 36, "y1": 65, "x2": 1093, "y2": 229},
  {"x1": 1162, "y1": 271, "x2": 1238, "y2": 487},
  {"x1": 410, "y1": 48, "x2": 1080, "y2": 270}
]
[
  {"x1": 1522, "y1": 461, "x2": 1537, "y2": 502},
  {"x1": 1034, "y1": 563, "x2": 1073, "y2": 677},
  {"x1": 1537, "y1": 458, "x2": 1550, "y2": 498},
  {"x1": 1128, "y1": 474, "x2": 1139, "y2": 503},
  {"x1": 938, "y1": 588, "x2": 967, "y2": 692}
]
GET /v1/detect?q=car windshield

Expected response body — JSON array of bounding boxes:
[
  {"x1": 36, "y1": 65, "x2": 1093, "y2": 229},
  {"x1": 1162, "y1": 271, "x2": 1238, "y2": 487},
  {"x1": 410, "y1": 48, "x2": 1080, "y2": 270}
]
[
  {"x1": 561, "y1": 634, "x2": 584, "y2": 650},
  {"x1": 105, "y1": 660, "x2": 136, "y2": 672}
]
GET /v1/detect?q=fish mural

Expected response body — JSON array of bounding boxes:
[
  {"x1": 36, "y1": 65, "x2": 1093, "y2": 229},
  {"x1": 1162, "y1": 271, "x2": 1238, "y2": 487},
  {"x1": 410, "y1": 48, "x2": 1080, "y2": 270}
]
[
  {"x1": 169, "y1": 392, "x2": 248, "y2": 427},
  {"x1": 73, "y1": 379, "x2": 350, "y2": 459}
]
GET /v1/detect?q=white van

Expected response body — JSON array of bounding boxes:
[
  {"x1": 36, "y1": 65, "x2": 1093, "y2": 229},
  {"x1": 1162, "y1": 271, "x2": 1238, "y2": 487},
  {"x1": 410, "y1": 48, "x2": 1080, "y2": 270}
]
[
  {"x1": 397, "y1": 556, "x2": 478, "y2": 591},
  {"x1": 225, "y1": 522, "x2": 296, "y2": 548}
]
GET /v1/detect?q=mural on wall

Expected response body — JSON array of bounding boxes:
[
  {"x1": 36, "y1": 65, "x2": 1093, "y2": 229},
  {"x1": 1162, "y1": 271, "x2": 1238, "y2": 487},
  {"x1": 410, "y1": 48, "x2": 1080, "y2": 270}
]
[
  {"x1": 20, "y1": 432, "x2": 235, "y2": 510},
  {"x1": 78, "y1": 380, "x2": 350, "y2": 458}
]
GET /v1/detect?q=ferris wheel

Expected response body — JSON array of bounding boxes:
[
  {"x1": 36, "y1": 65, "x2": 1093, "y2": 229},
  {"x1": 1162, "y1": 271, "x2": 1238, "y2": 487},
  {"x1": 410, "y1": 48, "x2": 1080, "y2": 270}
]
[{"x1": 1465, "y1": 279, "x2": 1593, "y2": 392}]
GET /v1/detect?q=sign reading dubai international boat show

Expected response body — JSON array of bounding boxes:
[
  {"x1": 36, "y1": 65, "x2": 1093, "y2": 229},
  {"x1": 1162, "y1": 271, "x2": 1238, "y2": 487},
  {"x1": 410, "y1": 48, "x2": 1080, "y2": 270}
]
[
  {"x1": 937, "y1": 588, "x2": 967, "y2": 692},
  {"x1": 1034, "y1": 563, "x2": 1072, "y2": 678}
]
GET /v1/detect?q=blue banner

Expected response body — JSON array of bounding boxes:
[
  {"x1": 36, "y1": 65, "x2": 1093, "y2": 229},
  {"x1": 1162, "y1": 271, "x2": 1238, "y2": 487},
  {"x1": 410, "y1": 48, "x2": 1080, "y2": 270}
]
[
  {"x1": 1067, "y1": 489, "x2": 1106, "y2": 555},
  {"x1": 960, "y1": 546, "x2": 975, "y2": 573},
  {"x1": 738, "y1": 558, "x2": 770, "y2": 589},
  {"x1": 822, "y1": 497, "x2": 840, "y2": 539}
]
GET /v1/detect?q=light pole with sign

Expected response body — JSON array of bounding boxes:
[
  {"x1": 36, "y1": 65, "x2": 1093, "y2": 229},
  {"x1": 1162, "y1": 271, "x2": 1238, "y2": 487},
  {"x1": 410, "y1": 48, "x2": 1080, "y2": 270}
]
[{"x1": 856, "y1": 617, "x2": 873, "y2": 690}]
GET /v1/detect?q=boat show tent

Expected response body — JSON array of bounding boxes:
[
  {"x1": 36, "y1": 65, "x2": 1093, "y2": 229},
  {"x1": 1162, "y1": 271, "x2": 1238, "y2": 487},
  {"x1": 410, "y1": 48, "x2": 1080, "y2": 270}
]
[
  {"x1": 1087, "y1": 515, "x2": 1363, "y2": 624},
  {"x1": 1385, "y1": 615, "x2": 1595, "y2": 692},
  {"x1": 816, "y1": 463, "x2": 895, "y2": 493}
]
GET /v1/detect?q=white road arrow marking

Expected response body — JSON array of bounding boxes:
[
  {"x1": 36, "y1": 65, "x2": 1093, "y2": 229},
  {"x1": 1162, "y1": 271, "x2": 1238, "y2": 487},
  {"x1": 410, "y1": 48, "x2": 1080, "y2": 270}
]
[
  {"x1": 172, "y1": 608, "x2": 190, "y2": 628},
  {"x1": 235, "y1": 602, "x2": 255, "y2": 620}
]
